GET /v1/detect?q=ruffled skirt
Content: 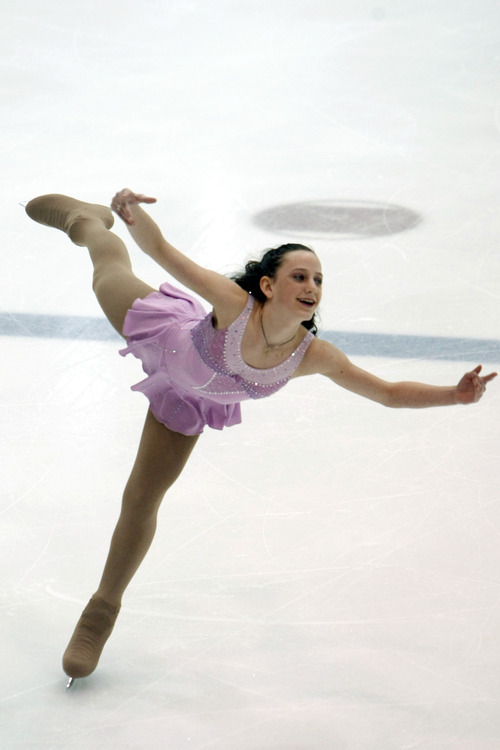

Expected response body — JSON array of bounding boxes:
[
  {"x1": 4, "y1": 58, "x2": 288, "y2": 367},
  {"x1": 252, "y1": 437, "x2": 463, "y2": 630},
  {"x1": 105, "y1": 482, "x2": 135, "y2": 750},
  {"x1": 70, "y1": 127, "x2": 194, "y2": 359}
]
[{"x1": 119, "y1": 282, "x2": 242, "y2": 435}]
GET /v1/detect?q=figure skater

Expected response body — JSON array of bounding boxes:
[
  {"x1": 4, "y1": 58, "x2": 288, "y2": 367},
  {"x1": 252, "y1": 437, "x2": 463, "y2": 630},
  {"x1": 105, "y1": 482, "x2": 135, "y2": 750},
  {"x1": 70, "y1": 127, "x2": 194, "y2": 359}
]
[{"x1": 25, "y1": 190, "x2": 497, "y2": 687}]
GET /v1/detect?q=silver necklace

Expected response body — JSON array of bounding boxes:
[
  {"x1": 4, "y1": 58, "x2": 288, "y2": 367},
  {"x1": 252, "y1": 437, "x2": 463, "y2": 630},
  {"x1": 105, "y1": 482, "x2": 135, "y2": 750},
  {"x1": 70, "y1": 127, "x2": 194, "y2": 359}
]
[{"x1": 259, "y1": 308, "x2": 297, "y2": 354}]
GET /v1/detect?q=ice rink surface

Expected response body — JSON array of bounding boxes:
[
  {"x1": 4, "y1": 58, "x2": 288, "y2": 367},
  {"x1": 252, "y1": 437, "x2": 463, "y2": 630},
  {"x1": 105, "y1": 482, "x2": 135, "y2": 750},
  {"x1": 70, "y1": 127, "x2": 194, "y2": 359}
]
[{"x1": 1, "y1": 1, "x2": 500, "y2": 747}]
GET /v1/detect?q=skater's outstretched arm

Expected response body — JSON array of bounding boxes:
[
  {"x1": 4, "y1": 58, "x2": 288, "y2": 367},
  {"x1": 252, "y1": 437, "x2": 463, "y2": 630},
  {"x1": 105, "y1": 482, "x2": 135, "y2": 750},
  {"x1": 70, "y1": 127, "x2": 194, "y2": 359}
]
[
  {"x1": 302, "y1": 338, "x2": 497, "y2": 407},
  {"x1": 111, "y1": 189, "x2": 247, "y2": 318}
]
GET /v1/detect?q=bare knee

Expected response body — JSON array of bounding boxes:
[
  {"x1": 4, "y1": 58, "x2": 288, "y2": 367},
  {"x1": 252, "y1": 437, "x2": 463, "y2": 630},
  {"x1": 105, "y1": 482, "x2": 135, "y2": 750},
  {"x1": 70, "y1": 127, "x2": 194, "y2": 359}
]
[
  {"x1": 121, "y1": 479, "x2": 168, "y2": 518},
  {"x1": 118, "y1": 412, "x2": 199, "y2": 521}
]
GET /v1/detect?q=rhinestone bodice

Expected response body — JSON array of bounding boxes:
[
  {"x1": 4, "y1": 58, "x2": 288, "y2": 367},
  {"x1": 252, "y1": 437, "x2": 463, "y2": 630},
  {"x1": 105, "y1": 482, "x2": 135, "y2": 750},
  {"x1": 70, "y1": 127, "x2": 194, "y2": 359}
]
[{"x1": 190, "y1": 295, "x2": 314, "y2": 400}]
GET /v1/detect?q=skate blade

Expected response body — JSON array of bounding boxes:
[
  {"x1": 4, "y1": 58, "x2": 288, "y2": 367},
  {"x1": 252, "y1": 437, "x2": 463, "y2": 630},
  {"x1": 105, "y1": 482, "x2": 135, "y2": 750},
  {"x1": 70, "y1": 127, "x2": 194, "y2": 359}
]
[{"x1": 66, "y1": 677, "x2": 75, "y2": 690}]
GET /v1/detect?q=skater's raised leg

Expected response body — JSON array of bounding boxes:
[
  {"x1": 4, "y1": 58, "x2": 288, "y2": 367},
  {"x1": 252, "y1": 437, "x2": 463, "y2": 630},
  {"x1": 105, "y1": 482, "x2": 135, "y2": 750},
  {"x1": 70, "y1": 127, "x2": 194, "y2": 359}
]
[{"x1": 26, "y1": 193, "x2": 155, "y2": 335}]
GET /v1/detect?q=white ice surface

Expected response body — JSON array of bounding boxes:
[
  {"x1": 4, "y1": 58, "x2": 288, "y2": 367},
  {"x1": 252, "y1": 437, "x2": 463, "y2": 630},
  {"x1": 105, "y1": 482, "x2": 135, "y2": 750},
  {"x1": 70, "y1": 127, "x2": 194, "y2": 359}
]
[{"x1": 1, "y1": 1, "x2": 499, "y2": 748}]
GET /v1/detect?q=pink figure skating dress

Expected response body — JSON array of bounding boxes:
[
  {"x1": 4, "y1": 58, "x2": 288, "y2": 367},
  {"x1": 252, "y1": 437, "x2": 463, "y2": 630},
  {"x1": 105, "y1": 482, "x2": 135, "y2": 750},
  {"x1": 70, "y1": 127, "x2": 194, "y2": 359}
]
[{"x1": 120, "y1": 282, "x2": 314, "y2": 435}]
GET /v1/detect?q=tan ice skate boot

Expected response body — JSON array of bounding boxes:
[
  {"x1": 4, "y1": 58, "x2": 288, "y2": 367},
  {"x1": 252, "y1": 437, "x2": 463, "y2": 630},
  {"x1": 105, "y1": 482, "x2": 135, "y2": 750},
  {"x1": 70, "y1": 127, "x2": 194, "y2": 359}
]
[
  {"x1": 63, "y1": 595, "x2": 120, "y2": 687},
  {"x1": 25, "y1": 194, "x2": 114, "y2": 246}
]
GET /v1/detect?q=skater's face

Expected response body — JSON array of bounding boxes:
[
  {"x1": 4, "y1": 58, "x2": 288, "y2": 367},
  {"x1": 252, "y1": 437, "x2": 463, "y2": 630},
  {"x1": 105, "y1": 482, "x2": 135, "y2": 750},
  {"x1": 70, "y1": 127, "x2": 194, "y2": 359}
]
[{"x1": 260, "y1": 250, "x2": 323, "y2": 318}]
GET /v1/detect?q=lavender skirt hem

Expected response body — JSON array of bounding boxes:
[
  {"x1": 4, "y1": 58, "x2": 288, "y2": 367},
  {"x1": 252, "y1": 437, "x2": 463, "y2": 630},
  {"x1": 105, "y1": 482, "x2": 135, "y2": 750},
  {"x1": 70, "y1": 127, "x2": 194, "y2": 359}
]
[{"x1": 119, "y1": 282, "x2": 242, "y2": 436}]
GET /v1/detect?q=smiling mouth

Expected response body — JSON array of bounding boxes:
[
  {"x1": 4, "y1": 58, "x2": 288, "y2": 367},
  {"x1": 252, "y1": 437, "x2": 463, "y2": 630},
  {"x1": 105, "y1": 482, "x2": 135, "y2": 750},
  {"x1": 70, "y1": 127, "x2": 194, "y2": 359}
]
[{"x1": 298, "y1": 298, "x2": 315, "y2": 307}]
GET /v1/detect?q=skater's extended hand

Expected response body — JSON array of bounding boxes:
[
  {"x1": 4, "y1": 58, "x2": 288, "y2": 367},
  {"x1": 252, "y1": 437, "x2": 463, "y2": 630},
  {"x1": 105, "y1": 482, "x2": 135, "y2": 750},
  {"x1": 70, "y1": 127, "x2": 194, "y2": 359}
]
[
  {"x1": 111, "y1": 189, "x2": 157, "y2": 225},
  {"x1": 456, "y1": 365, "x2": 497, "y2": 404}
]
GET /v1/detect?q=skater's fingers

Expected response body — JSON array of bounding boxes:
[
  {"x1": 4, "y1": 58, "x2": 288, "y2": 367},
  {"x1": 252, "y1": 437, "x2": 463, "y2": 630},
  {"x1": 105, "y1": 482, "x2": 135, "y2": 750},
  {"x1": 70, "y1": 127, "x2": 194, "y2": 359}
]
[
  {"x1": 113, "y1": 189, "x2": 154, "y2": 203},
  {"x1": 111, "y1": 190, "x2": 156, "y2": 225},
  {"x1": 112, "y1": 190, "x2": 156, "y2": 207},
  {"x1": 111, "y1": 198, "x2": 134, "y2": 225},
  {"x1": 132, "y1": 194, "x2": 157, "y2": 205}
]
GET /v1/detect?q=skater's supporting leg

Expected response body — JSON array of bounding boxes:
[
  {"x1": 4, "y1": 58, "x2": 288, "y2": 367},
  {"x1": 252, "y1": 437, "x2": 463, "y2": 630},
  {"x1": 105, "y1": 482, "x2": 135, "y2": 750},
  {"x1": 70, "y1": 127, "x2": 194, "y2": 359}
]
[
  {"x1": 96, "y1": 409, "x2": 199, "y2": 605},
  {"x1": 62, "y1": 410, "x2": 198, "y2": 679}
]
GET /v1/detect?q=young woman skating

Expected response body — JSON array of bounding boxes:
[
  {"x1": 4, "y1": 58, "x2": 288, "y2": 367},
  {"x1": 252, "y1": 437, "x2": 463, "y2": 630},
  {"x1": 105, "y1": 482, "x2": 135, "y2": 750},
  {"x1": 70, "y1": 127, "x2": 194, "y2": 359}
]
[{"x1": 25, "y1": 189, "x2": 497, "y2": 686}]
